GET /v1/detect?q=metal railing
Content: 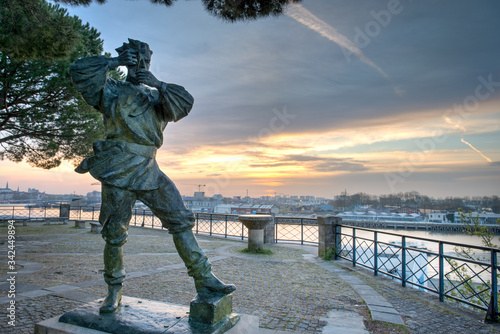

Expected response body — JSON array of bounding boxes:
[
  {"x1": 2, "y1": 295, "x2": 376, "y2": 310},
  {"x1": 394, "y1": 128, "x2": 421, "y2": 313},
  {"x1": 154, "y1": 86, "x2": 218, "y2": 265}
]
[{"x1": 336, "y1": 224, "x2": 499, "y2": 317}]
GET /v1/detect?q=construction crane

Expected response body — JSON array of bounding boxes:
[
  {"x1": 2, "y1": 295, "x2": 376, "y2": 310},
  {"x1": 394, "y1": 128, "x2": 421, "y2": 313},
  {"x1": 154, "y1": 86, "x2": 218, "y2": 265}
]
[
  {"x1": 90, "y1": 182, "x2": 100, "y2": 186},
  {"x1": 183, "y1": 184, "x2": 206, "y2": 192}
]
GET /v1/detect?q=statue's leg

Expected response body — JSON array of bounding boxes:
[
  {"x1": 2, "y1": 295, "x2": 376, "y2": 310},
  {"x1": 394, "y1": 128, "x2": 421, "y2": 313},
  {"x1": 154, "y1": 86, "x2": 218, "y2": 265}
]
[
  {"x1": 140, "y1": 174, "x2": 235, "y2": 296},
  {"x1": 171, "y1": 229, "x2": 236, "y2": 296},
  {"x1": 99, "y1": 184, "x2": 136, "y2": 313}
]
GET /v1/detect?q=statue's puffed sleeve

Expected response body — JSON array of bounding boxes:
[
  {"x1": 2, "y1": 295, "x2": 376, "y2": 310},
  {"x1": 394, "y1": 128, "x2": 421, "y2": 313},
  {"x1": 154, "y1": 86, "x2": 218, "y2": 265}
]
[
  {"x1": 70, "y1": 56, "x2": 109, "y2": 108},
  {"x1": 157, "y1": 82, "x2": 194, "y2": 122}
]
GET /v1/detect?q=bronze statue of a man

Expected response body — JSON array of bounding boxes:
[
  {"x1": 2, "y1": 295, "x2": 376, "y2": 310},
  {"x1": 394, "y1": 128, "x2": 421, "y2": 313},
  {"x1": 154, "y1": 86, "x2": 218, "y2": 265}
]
[{"x1": 70, "y1": 38, "x2": 235, "y2": 313}]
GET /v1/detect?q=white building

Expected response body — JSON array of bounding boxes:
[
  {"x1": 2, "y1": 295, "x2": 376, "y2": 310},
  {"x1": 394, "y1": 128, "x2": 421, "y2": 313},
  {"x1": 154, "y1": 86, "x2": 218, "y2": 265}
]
[
  {"x1": 0, "y1": 182, "x2": 14, "y2": 201},
  {"x1": 338, "y1": 211, "x2": 423, "y2": 222},
  {"x1": 454, "y1": 212, "x2": 500, "y2": 225},
  {"x1": 428, "y1": 212, "x2": 450, "y2": 223}
]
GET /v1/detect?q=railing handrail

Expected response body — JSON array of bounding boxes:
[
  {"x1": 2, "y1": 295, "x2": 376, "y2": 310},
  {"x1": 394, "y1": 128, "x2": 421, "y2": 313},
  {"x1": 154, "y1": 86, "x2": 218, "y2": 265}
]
[{"x1": 338, "y1": 223, "x2": 500, "y2": 252}]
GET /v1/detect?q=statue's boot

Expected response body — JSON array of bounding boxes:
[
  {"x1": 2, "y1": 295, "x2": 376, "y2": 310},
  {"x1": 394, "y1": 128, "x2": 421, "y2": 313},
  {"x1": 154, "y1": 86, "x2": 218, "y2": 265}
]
[
  {"x1": 172, "y1": 230, "x2": 236, "y2": 296},
  {"x1": 100, "y1": 283, "x2": 122, "y2": 313},
  {"x1": 100, "y1": 243, "x2": 125, "y2": 313}
]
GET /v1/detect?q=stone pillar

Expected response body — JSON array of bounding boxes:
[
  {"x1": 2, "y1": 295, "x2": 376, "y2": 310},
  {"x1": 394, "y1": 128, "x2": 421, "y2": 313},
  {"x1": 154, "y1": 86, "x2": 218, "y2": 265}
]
[
  {"x1": 264, "y1": 213, "x2": 275, "y2": 244},
  {"x1": 59, "y1": 203, "x2": 70, "y2": 219},
  {"x1": 317, "y1": 215, "x2": 342, "y2": 259},
  {"x1": 248, "y1": 229, "x2": 265, "y2": 250}
]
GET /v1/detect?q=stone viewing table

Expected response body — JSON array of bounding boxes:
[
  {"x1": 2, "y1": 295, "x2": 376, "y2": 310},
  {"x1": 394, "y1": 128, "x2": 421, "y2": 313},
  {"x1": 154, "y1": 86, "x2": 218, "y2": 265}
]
[{"x1": 238, "y1": 214, "x2": 273, "y2": 251}]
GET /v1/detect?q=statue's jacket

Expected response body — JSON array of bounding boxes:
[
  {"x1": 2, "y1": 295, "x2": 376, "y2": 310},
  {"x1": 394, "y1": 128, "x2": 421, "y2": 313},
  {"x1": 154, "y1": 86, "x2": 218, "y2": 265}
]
[{"x1": 70, "y1": 56, "x2": 194, "y2": 191}]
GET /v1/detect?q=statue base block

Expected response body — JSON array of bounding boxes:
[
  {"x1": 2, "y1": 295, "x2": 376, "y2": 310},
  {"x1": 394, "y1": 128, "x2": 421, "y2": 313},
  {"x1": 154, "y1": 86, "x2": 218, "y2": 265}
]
[
  {"x1": 34, "y1": 296, "x2": 250, "y2": 334},
  {"x1": 190, "y1": 293, "x2": 233, "y2": 326}
]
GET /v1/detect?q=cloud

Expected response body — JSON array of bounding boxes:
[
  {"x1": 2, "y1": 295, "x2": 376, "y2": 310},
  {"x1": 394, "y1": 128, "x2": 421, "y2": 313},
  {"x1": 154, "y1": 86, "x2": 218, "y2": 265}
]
[
  {"x1": 249, "y1": 154, "x2": 368, "y2": 173},
  {"x1": 285, "y1": 4, "x2": 389, "y2": 78}
]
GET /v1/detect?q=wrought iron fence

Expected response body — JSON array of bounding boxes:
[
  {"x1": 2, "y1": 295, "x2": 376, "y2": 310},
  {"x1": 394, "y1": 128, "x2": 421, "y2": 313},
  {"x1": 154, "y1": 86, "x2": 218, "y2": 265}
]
[{"x1": 336, "y1": 224, "x2": 499, "y2": 317}]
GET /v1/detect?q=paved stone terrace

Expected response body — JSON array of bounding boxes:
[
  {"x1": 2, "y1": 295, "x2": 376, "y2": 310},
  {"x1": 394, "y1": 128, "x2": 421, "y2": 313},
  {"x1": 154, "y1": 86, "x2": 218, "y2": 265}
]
[{"x1": 0, "y1": 222, "x2": 499, "y2": 334}]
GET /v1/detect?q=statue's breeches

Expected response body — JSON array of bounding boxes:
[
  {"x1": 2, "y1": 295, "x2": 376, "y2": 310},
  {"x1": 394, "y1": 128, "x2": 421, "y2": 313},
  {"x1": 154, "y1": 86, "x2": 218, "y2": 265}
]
[{"x1": 98, "y1": 174, "x2": 195, "y2": 284}]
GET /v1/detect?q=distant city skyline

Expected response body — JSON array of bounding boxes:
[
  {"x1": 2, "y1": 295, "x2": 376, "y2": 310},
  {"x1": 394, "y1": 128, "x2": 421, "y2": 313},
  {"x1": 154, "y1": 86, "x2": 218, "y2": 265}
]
[
  {"x1": 1, "y1": 0, "x2": 499, "y2": 198},
  {"x1": 1, "y1": 179, "x2": 498, "y2": 202}
]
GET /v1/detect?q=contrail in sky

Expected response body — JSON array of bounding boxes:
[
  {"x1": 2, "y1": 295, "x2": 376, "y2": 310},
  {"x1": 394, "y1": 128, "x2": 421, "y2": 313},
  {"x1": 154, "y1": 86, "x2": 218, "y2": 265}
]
[
  {"x1": 461, "y1": 138, "x2": 492, "y2": 163},
  {"x1": 444, "y1": 116, "x2": 467, "y2": 133},
  {"x1": 285, "y1": 4, "x2": 389, "y2": 79}
]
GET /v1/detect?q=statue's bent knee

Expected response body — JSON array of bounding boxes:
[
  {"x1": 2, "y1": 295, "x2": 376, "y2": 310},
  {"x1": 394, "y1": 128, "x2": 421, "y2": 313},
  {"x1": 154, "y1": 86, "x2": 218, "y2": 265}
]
[{"x1": 102, "y1": 231, "x2": 128, "y2": 246}]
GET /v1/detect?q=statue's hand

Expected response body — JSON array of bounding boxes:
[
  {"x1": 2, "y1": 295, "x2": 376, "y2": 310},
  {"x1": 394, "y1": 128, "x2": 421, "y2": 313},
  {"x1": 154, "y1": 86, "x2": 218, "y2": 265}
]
[
  {"x1": 136, "y1": 70, "x2": 161, "y2": 88},
  {"x1": 117, "y1": 49, "x2": 137, "y2": 67}
]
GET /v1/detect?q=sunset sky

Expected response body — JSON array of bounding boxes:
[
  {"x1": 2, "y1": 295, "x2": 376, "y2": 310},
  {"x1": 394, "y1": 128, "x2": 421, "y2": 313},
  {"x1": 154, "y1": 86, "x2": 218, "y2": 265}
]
[{"x1": 1, "y1": 0, "x2": 499, "y2": 198}]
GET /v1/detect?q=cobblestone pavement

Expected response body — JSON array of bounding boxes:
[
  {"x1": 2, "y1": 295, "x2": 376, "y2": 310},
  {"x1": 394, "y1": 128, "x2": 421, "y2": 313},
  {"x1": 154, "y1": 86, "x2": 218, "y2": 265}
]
[{"x1": 1, "y1": 222, "x2": 499, "y2": 334}]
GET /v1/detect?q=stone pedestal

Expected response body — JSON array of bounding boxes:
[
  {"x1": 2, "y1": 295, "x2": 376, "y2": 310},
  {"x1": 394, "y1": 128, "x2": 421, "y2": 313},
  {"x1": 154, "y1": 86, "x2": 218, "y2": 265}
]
[
  {"x1": 189, "y1": 294, "x2": 236, "y2": 331},
  {"x1": 317, "y1": 215, "x2": 341, "y2": 259},
  {"x1": 90, "y1": 222, "x2": 102, "y2": 233},
  {"x1": 35, "y1": 296, "x2": 246, "y2": 334},
  {"x1": 75, "y1": 220, "x2": 86, "y2": 229},
  {"x1": 238, "y1": 215, "x2": 273, "y2": 252},
  {"x1": 59, "y1": 204, "x2": 70, "y2": 219}
]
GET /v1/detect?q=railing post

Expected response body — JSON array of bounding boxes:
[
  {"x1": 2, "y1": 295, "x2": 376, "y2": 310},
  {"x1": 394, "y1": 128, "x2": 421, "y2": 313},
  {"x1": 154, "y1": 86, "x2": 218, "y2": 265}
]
[
  {"x1": 210, "y1": 214, "x2": 213, "y2": 236},
  {"x1": 275, "y1": 220, "x2": 278, "y2": 243},
  {"x1": 490, "y1": 250, "x2": 498, "y2": 318},
  {"x1": 141, "y1": 210, "x2": 145, "y2": 227},
  {"x1": 334, "y1": 224, "x2": 341, "y2": 260},
  {"x1": 195, "y1": 213, "x2": 199, "y2": 234},
  {"x1": 79, "y1": 207, "x2": 82, "y2": 220},
  {"x1": 317, "y1": 216, "x2": 341, "y2": 259},
  {"x1": 12, "y1": 206, "x2": 15, "y2": 219},
  {"x1": 352, "y1": 228, "x2": 356, "y2": 267},
  {"x1": 374, "y1": 231, "x2": 378, "y2": 276},
  {"x1": 300, "y1": 218, "x2": 304, "y2": 245},
  {"x1": 439, "y1": 241, "x2": 444, "y2": 302},
  {"x1": 402, "y1": 236, "x2": 406, "y2": 287},
  {"x1": 225, "y1": 215, "x2": 228, "y2": 238},
  {"x1": 92, "y1": 207, "x2": 95, "y2": 221},
  {"x1": 28, "y1": 206, "x2": 31, "y2": 220},
  {"x1": 134, "y1": 209, "x2": 137, "y2": 226},
  {"x1": 44, "y1": 206, "x2": 47, "y2": 219},
  {"x1": 241, "y1": 222, "x2": 244, "y2": 240}
]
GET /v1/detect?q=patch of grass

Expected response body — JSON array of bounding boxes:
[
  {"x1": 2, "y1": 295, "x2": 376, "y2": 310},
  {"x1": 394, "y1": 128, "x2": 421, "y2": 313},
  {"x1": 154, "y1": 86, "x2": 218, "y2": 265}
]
[
  {"x1": 323, "y1": 247, "x2": 336, "y2": 261},
  {"x1": 367, "y1": 321, "x2": 410, "y2": 334},
  {"x1": 240, "y1": 248, "x2": 273, "y2": 255},
  {"x1": 357, "y1": 305, "x2": 409, "y2": 334}
]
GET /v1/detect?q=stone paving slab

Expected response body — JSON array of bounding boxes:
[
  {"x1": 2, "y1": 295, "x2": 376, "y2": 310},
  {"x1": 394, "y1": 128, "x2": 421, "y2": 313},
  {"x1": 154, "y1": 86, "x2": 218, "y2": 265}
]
[
  {"x1": 17, "y1": 289, "x2": 52, "y2": 299},
  {"x1": 0, "y1": 282, "x2": 44, "y2": 294},
  {"x1": 43, "y1": 284, "x2": 80, "y2": 293},
  {"x1": 370, "y1": 311, "x2": 405, "y2": 325},
  {"x1": 51, "y1": 290, "x2": 100, "y2": 303},
  {"x1": 368, "y1": 305, "x2": 400, "y2": 315},
  {"x1": 320, "y1": 309, "x2": 369, "y2": 334}
]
